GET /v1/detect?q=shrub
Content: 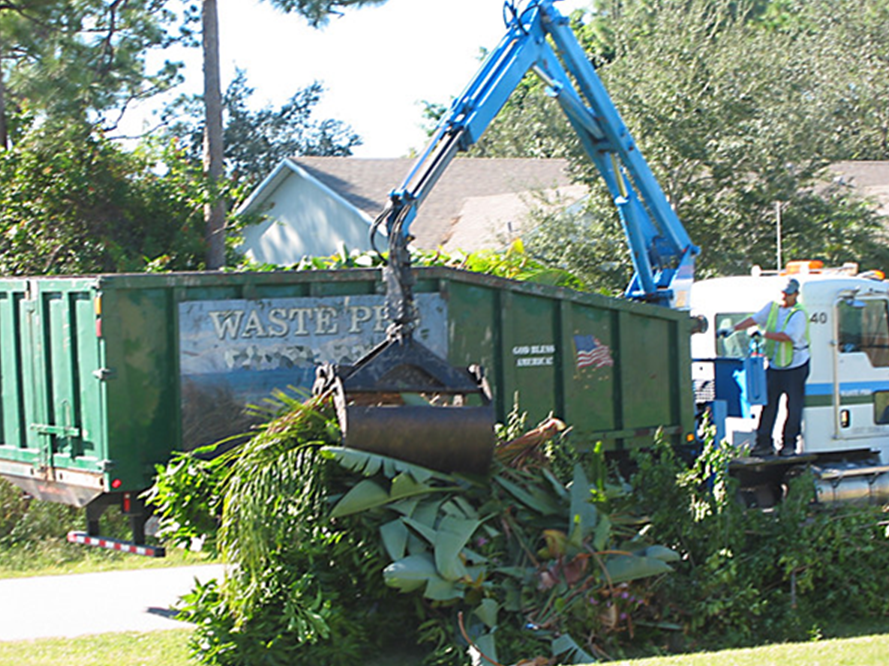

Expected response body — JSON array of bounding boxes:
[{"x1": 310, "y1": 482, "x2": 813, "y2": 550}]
[
  {"x1": 630, "y1": 435, "x2": 889, "y2": 649},
  {"x1": 156, "y1": 395, "x2": 677, "y2": 665}
]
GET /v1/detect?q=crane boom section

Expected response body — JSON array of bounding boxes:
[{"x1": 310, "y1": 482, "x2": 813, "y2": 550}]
[{"x1": 384, "y1": 0, "x2": 698, "y2": 308}]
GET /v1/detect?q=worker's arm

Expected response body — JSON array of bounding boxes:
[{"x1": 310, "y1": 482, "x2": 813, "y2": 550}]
[
  {"x1": 732, "y1": 315, "x2": 792, "y2": 342},
  {"x1": 733, "y1": 316, "x2": 757, "y2": 331},
  {"x1": 762, "y1": 330, "x2": 792, "y2": 342}
]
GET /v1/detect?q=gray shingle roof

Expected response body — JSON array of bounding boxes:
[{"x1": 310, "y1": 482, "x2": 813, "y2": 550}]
[
  {"x1": 292, "y1": 156, "x2": 581, "y2": 249},
  {"x1": 830, "y1": 161, "x2": 889, "y2": 216}
]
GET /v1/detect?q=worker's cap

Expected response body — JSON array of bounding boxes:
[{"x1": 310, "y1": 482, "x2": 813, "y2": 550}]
[{"x1": 782, "y1": 278, "x2": 800, "y2": 295}]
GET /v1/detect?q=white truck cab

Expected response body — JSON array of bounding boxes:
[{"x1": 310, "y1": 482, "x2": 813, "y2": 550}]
[{"x1": 690, "y1": 262, "x2": 889, "y2": 504}]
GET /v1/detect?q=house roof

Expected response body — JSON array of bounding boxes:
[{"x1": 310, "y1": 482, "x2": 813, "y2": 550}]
[
  {"x1": 289, "y1": 156, "x2": 587, "y2": 251},
  {"x1": 830, "y1": 161, "x2": 889, "y2": 216},
  {"x1": 238, "y1": 157, "x2": 889, "y2": 258}
]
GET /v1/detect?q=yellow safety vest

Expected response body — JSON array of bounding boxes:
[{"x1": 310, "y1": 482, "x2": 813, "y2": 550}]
[{"x1": 764, "y1": 302, "x2": 808, "y2": 368}]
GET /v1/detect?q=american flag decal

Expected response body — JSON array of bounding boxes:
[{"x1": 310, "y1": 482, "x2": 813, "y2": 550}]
[{"x1": 574, "y1": 334, "x2": 614, "y2": 370}]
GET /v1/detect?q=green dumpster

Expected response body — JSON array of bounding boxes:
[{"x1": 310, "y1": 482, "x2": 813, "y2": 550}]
[{"x1": 0, "y1": 267, "x2": 693, "y2": 521}]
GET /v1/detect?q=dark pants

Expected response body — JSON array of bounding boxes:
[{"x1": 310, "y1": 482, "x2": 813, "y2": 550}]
[{"x1": 756, "y1": 360, "x2": 810, "y2": 451}]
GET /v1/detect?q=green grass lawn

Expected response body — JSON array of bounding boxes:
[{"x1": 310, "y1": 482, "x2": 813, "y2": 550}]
[
  {"x1": 0, "y1": 629, "x2": 194, "y2": 666},
  {"x1": 2, "y1": 630, "x2": 888, "y2": 666},
  {"x1": 614, "y1": 632, "x2": 889, "y2": 666},
  {"x1": 0, "y1": 539, "x2": 214, "y2": 579}
]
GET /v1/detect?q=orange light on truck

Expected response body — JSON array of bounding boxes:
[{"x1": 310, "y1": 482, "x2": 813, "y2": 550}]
[{"x1": 786, "y1": 260, "x2": 824, "y2": 274}]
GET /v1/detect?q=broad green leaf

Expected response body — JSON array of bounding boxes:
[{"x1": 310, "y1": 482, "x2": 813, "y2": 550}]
[
  {"x1": 461, "y1": 547, "x2": 489, "y2": 565},
  {"x1": 424, "y1": 575, "x2": 462, "y2": 601},
  {"x1": 569, "y1": 464, "x2": 598, "y2": 539},
  {"x1": 390, "y1": 472, "x2": 437, "y2": 501},
  {"x1": 380, "y1": 519, "x2": 409, "y2": 561},
  {"x1": 593, "y1": 513, "x2": 611, "y2": 552},
  {"x1": 323, "y1": 446, "x2": 446, "y2": 483},
  {"x1": 643, "y1": 544, "x2": 681, "y2": 563},
  {"x1": 412, "y1": 498, "x2": 445, "y2": 529},
  {"x1": 434, "y1": 515, "x2": 481, "y2": 581},
  {"x1": 330, "y1": 479, "x2": 389, "y2": 518},
  {"x1": 323, "y1": 446, "x2": 382, "y2": 477},
  {"x1": 471, "y1": 633, "x2": 498, "y2": 665},
  {"x1": 383, "y1": 458, "x2": 397, "y2": 478},
  {"x1": 407, "y1": 532, "x2": 429, "y2": 556},
  {"x1": 465, "y1": 564, "x2": 486, "y2": 583},
  {"x1": 390, "y1": 496, "x2": 421, "y2": 517},
  {"x1": 502, "y1": 579, "x2": 522, "y2": 611},
  {"x1": 552, "y1": 633, "x2": 595, "y2": 664},
  {"x1": 441, "y1": 496, "x2": 479, "y2": 519},
  {"x1": 495, "y1": 476, "x2": 560, "y2": 515},
  {"x1": 403, "y1": 515, "x2": 439, "y2": 545},
  {"x1": 474, "y1": 598, "x2": 499, "y2": 629},
  {"x1": 541, "y1": 467, "x2": 570, "y2": 500},
  {"x1": 383, "y1": 553, "x2": 438, "y2": 593},
  {"x1": 492, "y1": 566, "x2": 527, "y2": 579},
  {"x1": 605, "y1": 554, "x2": 673, "y2": 584}
]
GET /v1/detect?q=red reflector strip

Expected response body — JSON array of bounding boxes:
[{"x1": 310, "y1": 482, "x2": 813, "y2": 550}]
[{"x1": 67, "y1": 531, "x2": 165, "y2": 558}]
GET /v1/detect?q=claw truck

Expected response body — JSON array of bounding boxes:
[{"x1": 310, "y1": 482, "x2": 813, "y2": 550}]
[{"x1": 0, "y1": 0, "x2": 699, "y2": 553}]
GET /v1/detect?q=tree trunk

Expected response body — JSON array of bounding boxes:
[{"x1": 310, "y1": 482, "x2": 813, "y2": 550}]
[{"x1": 202, "y1": 0, "x2": 226, "y2": 269}]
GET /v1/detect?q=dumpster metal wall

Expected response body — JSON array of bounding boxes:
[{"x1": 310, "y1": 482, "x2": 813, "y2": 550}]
[{"x1": 0, "y1": 267, "x2": 694, "y2": 505}]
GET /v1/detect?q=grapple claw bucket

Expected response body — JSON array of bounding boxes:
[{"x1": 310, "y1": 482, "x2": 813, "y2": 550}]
[{"x1": 314, "y1": 337, "x2": 495, "y2": 475}]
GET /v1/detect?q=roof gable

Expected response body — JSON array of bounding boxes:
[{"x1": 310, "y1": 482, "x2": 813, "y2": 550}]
[{"x1": 289, "y1": 157, "x2": 582, "y2": 249}]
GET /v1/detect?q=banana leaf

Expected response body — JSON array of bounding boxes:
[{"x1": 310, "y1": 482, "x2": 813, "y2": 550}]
[
  {"x1": 434, "y1": 515, "x2": 482, "y2": 581},
  {"x1": 322, "y1": 446, "x2": 449, "y2": 483},
  {"x1": 383, "y1": 553, "x2": 462, "y2": 601},
  {"x1": 495, "y1": 475, "x2": 561, "y2": 515},
  {"x1": 552, "y1": 634, "x2": 595, "y2": 664},
  {"x1": 474, "y1": 598, "x2": 499, "y2": 629},
  {"x1": 470, "y1": 633, "x2": 498, "y2": 666},
  {"x1": 643, "y1": 544, "x2": 681, "y2": 563},
  {"x1": 605, "y1": 553, "x2": 673, "y2": 584},
  {"x1": 380, "y1": 518, "x2": 409, "y2": 561},
  {"x1": 330, "y1": 479, "x2": 389, "y2": 518},
  {"x1": 569, "y1": 464, "x2": 599, "y2": 539}
]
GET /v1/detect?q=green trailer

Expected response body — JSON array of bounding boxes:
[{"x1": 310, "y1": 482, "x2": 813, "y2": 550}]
[{"x1": 0, "y1": 267, "x2": 694, "y2": 544}]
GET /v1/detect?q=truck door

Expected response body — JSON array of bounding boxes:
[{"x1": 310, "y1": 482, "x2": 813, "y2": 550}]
[
  {"x1": 833, "y1": 295, "x2": 889, "y2": 450},
  {"x1": 21, "y1": 280, "x2": 103, "y2": 486}
]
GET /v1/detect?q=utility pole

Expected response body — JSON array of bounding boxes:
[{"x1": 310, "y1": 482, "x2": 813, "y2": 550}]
[{"x1": 776, "y1": 201, "x2": 783, "y2": 271}]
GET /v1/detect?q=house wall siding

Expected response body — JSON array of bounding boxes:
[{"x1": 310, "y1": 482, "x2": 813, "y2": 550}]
[{"x1": 240, "y1": 177, "x2": 377, "y2": 265}]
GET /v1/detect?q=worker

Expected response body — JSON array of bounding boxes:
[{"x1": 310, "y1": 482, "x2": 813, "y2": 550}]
[{"x1": 723, "y1": 278, "x2": 810, "y2": 456}]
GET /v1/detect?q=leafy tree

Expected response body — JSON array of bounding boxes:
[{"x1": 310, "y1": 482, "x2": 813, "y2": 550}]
[
  {"x1": 473, "y1": 0, "x2": 889, "y2": 284},
  {"x1": 0, "y1": 0, "x2": 182, "y2": 148},
  {"x1": 773, "y1": 0, "x2": 889, "y2": 161},
  {"x1": 0, "y1": 119, "x2": 207, "y2": 275},
  {"x1": 163, "y1": 70, "x2": 361, "y2": 188}
]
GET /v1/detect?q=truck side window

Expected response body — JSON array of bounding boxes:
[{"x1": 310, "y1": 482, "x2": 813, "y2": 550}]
[
  {"x1": 715, "y1": 313, "x2": 750, "y2": 358},
  {"x1": 875, "y1": 391, "x2": 889, "y2": 425},
  {"x1": 839, "y1": 300, "x2": 889, "y2": 367}
]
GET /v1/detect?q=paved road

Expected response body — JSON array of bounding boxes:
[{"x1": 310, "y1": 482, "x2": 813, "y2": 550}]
[{"x1": 0, "y1": 564, "x2": 225, "y2": 641}]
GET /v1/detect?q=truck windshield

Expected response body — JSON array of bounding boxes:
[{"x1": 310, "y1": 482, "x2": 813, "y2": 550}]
[{"x1": 838, "y1": 299, "x2": 889, "y2": 367}]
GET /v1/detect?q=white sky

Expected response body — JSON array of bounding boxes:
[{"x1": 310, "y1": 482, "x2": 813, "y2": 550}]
[{"x1": 135, "y1": 0, "x2": 590, "y2": 158}]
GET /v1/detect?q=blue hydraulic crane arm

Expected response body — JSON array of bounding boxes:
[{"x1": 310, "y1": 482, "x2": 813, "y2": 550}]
[{"x1": 377, "y1": 0, "x2": 698, "y2": 331}]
